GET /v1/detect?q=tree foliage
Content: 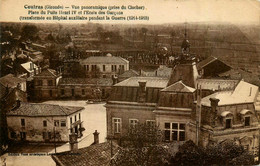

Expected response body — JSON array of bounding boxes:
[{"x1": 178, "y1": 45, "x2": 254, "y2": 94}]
[
  {"x1": 113, "y1": 123, "x2": 171, "y2": 166},
  {"x1": 170, "y1": 140, "x2": 256, "y2": 166}
]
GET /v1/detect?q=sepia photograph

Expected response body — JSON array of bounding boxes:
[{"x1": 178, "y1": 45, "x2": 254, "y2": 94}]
[{"x1": 0, "y1": 0, "x2": 260, "y2": 165}]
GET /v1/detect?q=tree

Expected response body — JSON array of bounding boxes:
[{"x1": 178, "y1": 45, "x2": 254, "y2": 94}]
[
  {"x1": 112, "y1": 123, "x2": 171, "y2": 166},
  {"x1": 170, "y1": 140, "x2": 255, "y2": 166},
  {"x1": 21, "y1": 24, "x2": 39, "y2": 41}
]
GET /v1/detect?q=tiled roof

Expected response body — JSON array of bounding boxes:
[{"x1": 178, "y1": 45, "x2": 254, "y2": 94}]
[
  {"x1": 0, "y1": 74, "x2": 26, "y2": 88},
  {"x1": 51, "y1": 142, "x2": 119, "y2": 166},
  {"x1": 114, "y1": 77, "x2": 169, "y2": 88},
  {"x1": 161, "y1": 81, "x2": 196, "y2": 93},
  {"x1": 59, "y1": 78, "x2": 113, "y2": 86},
  {"x1": 197, "y1": 79, "x2": 239, "y2": 91},
  {"x1": 6, "y1": 102, "x2": 83, "y2": 116},
  {"x1": 201, "y1": 80, "x2": 259, "y2": 106},
  {"x1": 35, "y1": 69, "x2": 57, "y2": 77},
  {"x1": 81, "y1": 56, "x2": 129, "y2": 64},
  {"x1": 119, "y1": 69, "x2": 139, "y2": 78}
]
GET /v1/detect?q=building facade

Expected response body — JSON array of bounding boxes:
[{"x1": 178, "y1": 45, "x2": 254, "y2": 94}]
[
  {"x1": 80, "y1": 54, "x2": 129, "y2": 78},
  {"x1": 6, "y1": 101, "x2": 84, "y2": 142}
]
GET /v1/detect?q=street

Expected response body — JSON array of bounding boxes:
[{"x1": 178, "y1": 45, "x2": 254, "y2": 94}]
[{"x1": 0, "y1": 100, "x2": 107, "y2": 166}]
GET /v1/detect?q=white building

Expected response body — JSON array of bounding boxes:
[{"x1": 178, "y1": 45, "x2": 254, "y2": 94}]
[{"x1": 80, "y1": 54, "x2": 129, "y2": 78}]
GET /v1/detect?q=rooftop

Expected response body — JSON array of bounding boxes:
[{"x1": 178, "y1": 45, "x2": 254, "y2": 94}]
[
  {"x1": 51, "y1": 142, "x2": 118, "y2": 166},
  {"x1": 34, "y1": 69, "x2": 57, "y2": 77},
  {"x1": 59, "y1": 78, "x2": 113, "y2": 86},
  {"x1": 197, "y1": 79, "x2": 239, "y2": 91},
  {"x1": 161, "y1": 81, "x2": 196, "y2": 93},
  {"x1": 201, "y1": 80, "x2": 259, "y2": 107},
  {"x1": 0, "y1": 74, "x2": 26, "y2": 88},
  {"x1": 20, "y1": 62, "x2": 38, "y2": 73},
  {"x1": 114, "y1": 77, "x2": 169, "y2": 88},
  {"x1": 81, "y1": 56, "x2": 129, "y2": 64},
  {"x1": 118, "y1": 69, "x2": 139, "y2": 78},
  {"x1": 7, "y1": 102, "x2": 84, "y2": 117}
]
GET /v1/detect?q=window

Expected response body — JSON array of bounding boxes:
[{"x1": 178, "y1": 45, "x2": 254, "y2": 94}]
[
  {"x1": 75, "y1": 115, "x2": 77, "y2": 121},
  {"x1": 103, "y1": 75, "x2": 106, "y2": 78},
  {"x1": 129, "y1": 119, "x2": 138, "y2": 128},
  {"x1": 61, "y1": 120, "x2": 66, "y2": 127},
  {"x1": 226, "y1": 119, "x2": 232, "y2": 129},
  {"x1": 86, "y1": 65, "x2": 89, "y2": 71},
  {"x1": 70, "y1": 117, "x2": 72, "y2": 124},
  {"x1": 79, "y1": 113, "x2": 81, "y2": 120},
  {"x1": 37, "y1": 80, "x2": 43, "y2": 86},
  {"x1": 71, "y1": 89, "x2": 75, "y2": 96},
  {"x1": 245, "y1": 116, "x2": 250, "y2": 126},
  {"x1": 49, "y1": 90, "x2": 52, "y2": 97},
  {"x1": 103, "y1": 65, "x2": 106, "y2": 71},
  {"x1": 54, "y1": 120, "x2": 59, "y2": 127},
  {"x1": 164, "y1": 122, "x2": 186, "y2": 141},
  {"x1": 61, "y1": 89, "x2": 65, "y2": 95},
  {"x1": 43, "y1": 120, "x2": 47, "y2": 127},
  {"x1": 146, "y1": 120, "x2": 155, "y2": 127},
  {"x1": 111, "y1": 65, "x2": 117, "y2": 72},
  {"x1": 48, "y1": 80, "x2": 53, "y2": 86},
  {"x1": 82, "y1": 89, "x2": 85, "y2": 95},
  {"x1": 11, "y1": 132, "x2": 16, "y2": 138},
  {"x1": 21, "y1": 119, "x2": 25, "y2": 127},
  {"x1": 113, "y1": 118, "x2": 121, "y2": 134}
]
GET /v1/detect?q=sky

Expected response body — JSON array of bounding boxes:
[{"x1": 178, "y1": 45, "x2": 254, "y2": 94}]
[{"x1": 0, "y1": 0, "x2": 259, "y2": 24}]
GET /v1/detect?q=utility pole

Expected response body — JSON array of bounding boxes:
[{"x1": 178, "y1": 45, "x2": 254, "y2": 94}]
[
  {"x1": 54, "y1": 126, "x2": 56, "y2": 154},
  {"x1": 196, "y1": 85, "x2": 202, "y2": 146}
]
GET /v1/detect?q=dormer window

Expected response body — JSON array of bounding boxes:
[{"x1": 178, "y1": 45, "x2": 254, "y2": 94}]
[{"x1": 221, "y1": 111, "x2": 233, "y2": 129}]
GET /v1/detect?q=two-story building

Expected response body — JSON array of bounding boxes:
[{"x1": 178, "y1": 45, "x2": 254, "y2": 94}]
[
  {"x1": 33, "y1": 69, "x2": 61, "y2": 101},
  {"x1": 189, "y1": 80, "x2": 260, "y2": 154},
  {"x1": 6, "y1": 101, "x2": 84, "y2": 142},
  {"x1": 80, "y1": 54, "x2": 129, "y2": 78}
]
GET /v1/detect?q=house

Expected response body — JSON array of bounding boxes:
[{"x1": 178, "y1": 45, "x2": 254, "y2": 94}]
[
  {"x1": 189, "y1": 80, "x2": 260, "y2": 155},
  {"x1": 51, "y1": 142, "x2": 119, "y2": 166},
  {"x1": 6, "y1": 101, "x2": 84, "y2": 142},
  {"x1": 33, "y1": 69, "x2": 60, "y2": 101},
  {"x1": 80, "y1": 54, "x2": 129, "y2": 78}
]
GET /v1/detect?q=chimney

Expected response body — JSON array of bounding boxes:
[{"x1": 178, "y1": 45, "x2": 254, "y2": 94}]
[
  {"x1": 33, "y1": 68, "x2": 36, "y2": 75},
  {"x1": 16, "y1": 99, "x2": 21, "y2": 108},
  {"x1": 69, "y1": 133, "x2": 78, "y2": 152},
  {"x1": 93, "y1": 130, "x2": 99, "y2": 144},
  {"x1": 210, "y1": 98, "x2": 220, "y2": 110},
  {"x1": 17, "y1": 83, "x2": 21, "y2": 90},
  {"x1": 138, "y1": 81, "x2": 147, "y2": 103},
  {"x1": 30, "y1": 62, "x2": 33, "y2": 71},
  {"x1": 112, "y1": 75, "x2": 118, "y2": 85}
]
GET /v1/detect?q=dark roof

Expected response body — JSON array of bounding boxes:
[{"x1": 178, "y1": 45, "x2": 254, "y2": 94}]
[
  {"x1": 168, "y1": 63, "x2": 198, "y2": 88},
  {"x1": 161, "y1": 81, "x2": 195, "y2": 93},
  {"x1": 35, "y1": 69, "x2": 57, "y2": 77},
  {"x1": 197, "y1": 56, "x2": 217, "y2": 70},
  {"x1": 51, "y1": 142, "x2": 119, "y2": 166},
  {"x1": 0, "y1": 74, "x2": 26, "y2": 88},
  {"x1": 59, "y1": 78, "x2": 113, "y2": 86},
  {"x1": 119, "y1": 69, "x2": 139, "y2": 78},
  {"x1": 6, "y1": 102, "x2": 83, "y2": 116}
]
